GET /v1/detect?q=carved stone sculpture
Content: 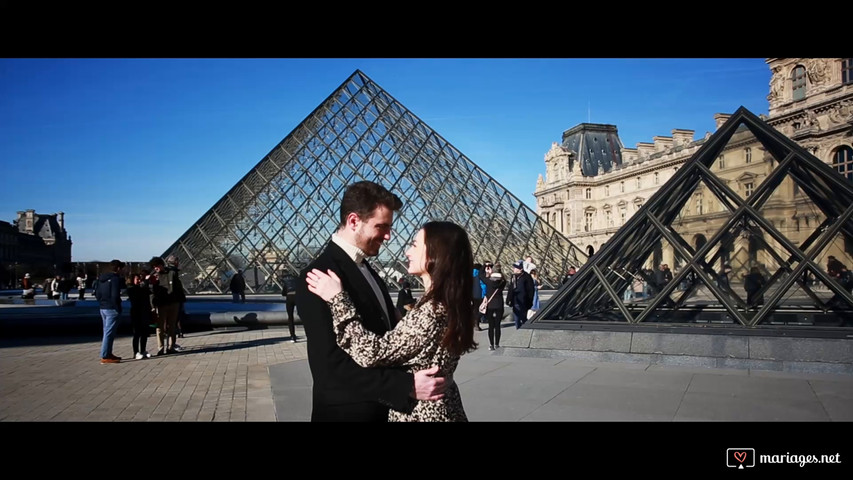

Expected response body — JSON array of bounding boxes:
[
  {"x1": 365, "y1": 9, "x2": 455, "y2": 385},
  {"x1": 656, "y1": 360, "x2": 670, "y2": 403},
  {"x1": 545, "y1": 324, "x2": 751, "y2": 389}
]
[
  {"x1": 767, "y1": 66, "x2": 784, "y2": 102},
  {"x1": 806, "y1": 59, "x2": 829, "y2": 86}
]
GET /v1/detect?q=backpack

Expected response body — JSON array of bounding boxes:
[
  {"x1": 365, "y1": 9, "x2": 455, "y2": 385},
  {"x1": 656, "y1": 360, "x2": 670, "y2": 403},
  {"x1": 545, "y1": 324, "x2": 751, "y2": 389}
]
[{"x1": 158, "y1": 269, "x2": 186, "y2": 303}]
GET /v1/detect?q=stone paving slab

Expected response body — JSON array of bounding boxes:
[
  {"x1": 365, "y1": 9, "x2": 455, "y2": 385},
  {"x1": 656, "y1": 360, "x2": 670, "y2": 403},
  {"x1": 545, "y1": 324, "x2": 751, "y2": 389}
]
[{"x1": 2, "y1": 324, "x2": 853, "y2": 424}]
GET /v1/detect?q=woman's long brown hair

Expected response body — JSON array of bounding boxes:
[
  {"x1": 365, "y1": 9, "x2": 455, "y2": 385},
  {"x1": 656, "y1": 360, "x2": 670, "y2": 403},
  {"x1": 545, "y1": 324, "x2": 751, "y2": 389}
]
[{"x1": 417, "y1": 221, "x2": 477, "y2": 356}]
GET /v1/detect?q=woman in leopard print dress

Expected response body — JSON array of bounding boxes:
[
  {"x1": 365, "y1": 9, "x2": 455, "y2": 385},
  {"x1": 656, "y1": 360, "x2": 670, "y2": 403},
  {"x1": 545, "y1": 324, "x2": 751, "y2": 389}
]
[{"x1": 307, "y1": 221, "x2": 478, "y2": 422}]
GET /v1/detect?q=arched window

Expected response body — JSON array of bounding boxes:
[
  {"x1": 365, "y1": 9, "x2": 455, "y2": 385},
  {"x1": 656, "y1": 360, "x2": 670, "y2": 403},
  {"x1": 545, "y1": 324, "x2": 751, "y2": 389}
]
[
  {"x1": 620, "y1": 181, "x2": 625, "y2": 193},
  {"x1": 745, "y1": 147, "x2": 752, "y2": 164},
  {"x1": 654, "y1": 172, "x2": 659, "y2": 185},
  {"x1": 718, "y1": 154, "x2": 725, "y2": 169},
  {"x1": 843, "y1": 58, "x2": 853, "y2": 85},
  {"x1": 833, "y1": 145, "x2": 853, "y2": 182},
  {"x1": 792, "y1": 65, "x2": 807, "y2": 101},
  {"x1": 587, "y1": 245, "x2": 595, "y2": 256},
  {"x1": 585, "y1": 188, "x2": 592, "y2": 199}
]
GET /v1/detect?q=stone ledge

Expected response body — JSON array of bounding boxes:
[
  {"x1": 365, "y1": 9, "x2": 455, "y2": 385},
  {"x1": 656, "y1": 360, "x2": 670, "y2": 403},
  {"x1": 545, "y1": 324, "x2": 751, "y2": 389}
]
[
  {"x1": 631, "y1": 332, "x2": 749, "y2": 358},
  {"x1": 497, "y1": 327, "x2": 853, "y2": 375},
  {"x1": 748, "y1": 336, "x2": 853, "y2": 363}
]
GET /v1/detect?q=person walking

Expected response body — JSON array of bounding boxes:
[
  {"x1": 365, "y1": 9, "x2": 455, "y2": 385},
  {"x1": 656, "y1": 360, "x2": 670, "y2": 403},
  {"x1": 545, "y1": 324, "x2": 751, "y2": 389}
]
[
  {"x1": 50, "y1": 276, "x2": 61, "y2": 300},
  {"x1": 472, "y1": 263, "x2": 485, "y2": 331},
  {"x1": 95, "y1": 260, "x2": 126, "y2": 364},
  {"x1": 481, "y1": 262, "x2": 507, "y2": 350},
  {"x1": 43, "y1": 275, "x2": 54, "y2": 300},
  {"x1": 827, "y1": 265, "x2": 853, "y2": 310},
  {"x1": 294, "y1": 180, "x2": 447, "y2": 422},
  {"x1": 57, "y1": 275, "x2": 74, "y2": 301},
  {"x1": 529, "y1": 268, "x2": 541, "y2": 313},
  {"x1": 149, "y1": 255, "x2": 186, "y2": 355},
  {"x1": 506, "y1": 260, "x2": 535, "y2": 329},
  {"x1": 126, "y1": 271, "x2": 153, "y2": 359},
  {"x1": 76, "y1": 273, "x2": 87, "y2": 300},
  {"x1": 21, "y1": 273, "x2": 35, "y2": 299},
  {"x1": 827, "y1": 255, "x2": 845, "y2": 280},
  {"x1": 395, "y1": 276, "x2": 416, "y2": 318},
  {"x1": 230, "y1": 269, "x2": 246, "y2": 303},
  {"x1": 744, "y1": 266, "x2": 766, "y2": 310},
  {"x1": 306, "y1": 220, "x2": 477, "y2": 421},
  {"x1": 717, "y1": 264, "x2": 732, "y2": 291},
  {"x1": 281, "y1": 273, "x2": 299, "y2": 343}
]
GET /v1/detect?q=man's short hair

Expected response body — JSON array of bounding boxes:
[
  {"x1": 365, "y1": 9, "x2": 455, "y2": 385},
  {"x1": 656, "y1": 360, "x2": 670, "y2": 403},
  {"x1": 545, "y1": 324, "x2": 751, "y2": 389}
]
[
  {"x1": 149, "y1": 256, "x2": 165, "y2": 268},
  {"x1": 109, "y1": 259, "x2": 125, "y2": 271},
  {"x1": 338, "y1": 180, "x2": 403, "y2": 228}
]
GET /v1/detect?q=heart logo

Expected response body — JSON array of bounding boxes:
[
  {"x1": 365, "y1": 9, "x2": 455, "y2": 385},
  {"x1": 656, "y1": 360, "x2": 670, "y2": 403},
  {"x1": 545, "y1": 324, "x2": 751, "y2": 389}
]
[{"x1": 734, "y1": 451, "x2": 747, "y2": 463}]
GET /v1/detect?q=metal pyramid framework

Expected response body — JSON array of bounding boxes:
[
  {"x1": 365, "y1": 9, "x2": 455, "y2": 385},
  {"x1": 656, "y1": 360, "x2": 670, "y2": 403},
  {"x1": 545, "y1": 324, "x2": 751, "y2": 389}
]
[
  {"x1": 162, "y1": 70, "x2": 587, "y2": 294},
  {"x1": 535, "y1": 106, "x2": 853, "y2": 330}
]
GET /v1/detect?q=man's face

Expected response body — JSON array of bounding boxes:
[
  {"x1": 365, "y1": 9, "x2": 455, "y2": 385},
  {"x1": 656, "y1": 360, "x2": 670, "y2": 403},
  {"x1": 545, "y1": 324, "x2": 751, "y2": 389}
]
[{"x1": 354, "y1": 205, "x2": 394, "y2": 257}]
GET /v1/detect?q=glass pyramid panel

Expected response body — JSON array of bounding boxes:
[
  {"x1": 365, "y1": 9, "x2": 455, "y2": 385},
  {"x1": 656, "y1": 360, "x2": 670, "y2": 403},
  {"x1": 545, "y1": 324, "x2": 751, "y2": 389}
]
[
  {"x1": 162, "y1": 70, "x2": 587, "y2": 293},
  {"x1": 537, "y1": 107, "x2": 853, "y2": 329}
]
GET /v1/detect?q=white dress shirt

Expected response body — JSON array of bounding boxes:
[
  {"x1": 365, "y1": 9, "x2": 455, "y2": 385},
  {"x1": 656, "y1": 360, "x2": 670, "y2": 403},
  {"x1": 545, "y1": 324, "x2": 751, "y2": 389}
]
[{"x1": 331, "y1": 234, "x2": 391, "y2": 329}]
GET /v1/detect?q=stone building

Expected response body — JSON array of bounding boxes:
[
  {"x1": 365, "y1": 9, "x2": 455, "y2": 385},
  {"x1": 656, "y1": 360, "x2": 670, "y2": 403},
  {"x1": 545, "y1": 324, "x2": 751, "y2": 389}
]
[
  {"x1": 535, "y1": 58, "x2": 853, "y2": 278},
  {"x1": 0, "y1": 210, "x2": 73, "y2": 287}
]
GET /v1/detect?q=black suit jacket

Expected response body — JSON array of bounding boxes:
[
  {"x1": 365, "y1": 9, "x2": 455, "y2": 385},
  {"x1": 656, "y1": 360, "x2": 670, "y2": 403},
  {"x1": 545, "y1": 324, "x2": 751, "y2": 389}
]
[
  {"x1": 506, "y1": 271, "x2": 535, "y2": 311},
  {"x1": 296, "y1": 240, "x2": 414, "y2": 422}
]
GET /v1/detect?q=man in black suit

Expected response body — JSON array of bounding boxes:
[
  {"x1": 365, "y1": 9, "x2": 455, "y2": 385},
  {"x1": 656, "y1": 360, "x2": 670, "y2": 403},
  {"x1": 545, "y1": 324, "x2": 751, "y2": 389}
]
[
  {"x1": 295, "y1": 180, "x2": 448, "y2": 422},
  {"x1": 506, "y1": 260, "x2": 535, "y2": 329}
]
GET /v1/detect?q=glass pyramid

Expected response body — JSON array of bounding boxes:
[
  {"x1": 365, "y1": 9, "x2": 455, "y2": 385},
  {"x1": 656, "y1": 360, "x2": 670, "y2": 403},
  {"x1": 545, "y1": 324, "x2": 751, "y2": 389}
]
[
  {"x1": 535, "y1": 106, "x2": 853, "y2": 330},
  {"x1": 161, "y1": 70, "x2": 587, "y2": 294}
]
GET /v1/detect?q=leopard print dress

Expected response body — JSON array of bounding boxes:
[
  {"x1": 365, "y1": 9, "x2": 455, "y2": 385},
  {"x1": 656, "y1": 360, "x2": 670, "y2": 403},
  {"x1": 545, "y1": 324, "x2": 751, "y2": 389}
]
[{"x1": 327, "y1": 292, "x2": 467, "y2": 422}]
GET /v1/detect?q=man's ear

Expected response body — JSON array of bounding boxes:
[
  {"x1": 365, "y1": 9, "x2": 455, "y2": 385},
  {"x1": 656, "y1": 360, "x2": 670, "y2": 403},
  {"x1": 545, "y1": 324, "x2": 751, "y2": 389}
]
[{"x1": 346, "y1": 212, "x2": 361, "y2": 231}]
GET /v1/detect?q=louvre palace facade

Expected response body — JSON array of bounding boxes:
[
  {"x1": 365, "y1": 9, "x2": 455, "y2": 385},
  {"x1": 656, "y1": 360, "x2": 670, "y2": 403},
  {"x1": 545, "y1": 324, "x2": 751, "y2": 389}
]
[
  {"x1": 534, "y1": 58, "x2": 853, "y2": 280},
  {"x1": 1, "y1": 210, "x2": 73, "y2": 288}
]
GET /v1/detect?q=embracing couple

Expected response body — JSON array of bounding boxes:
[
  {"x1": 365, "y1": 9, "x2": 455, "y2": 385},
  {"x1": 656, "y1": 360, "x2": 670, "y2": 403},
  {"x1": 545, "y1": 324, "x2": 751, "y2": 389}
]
[{"x1": 297, "y1": 180, "x2": 478, "y2": 422}]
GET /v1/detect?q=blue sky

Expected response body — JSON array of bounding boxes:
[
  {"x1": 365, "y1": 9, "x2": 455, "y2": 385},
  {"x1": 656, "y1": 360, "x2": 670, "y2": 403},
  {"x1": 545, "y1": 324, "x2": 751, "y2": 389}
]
[{"x1": 0, "y1": 58, "x2": 772, "y2": 262}]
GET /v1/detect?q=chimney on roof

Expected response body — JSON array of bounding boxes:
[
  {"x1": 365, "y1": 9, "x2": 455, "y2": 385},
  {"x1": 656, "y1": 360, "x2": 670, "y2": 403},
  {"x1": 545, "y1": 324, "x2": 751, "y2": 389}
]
[
  {"x1": 714, "y1": 113, "x2": 731, "y2": 130},
  {"x1": 671, "y1": 129, "x2": 694, "y2": 147}
]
